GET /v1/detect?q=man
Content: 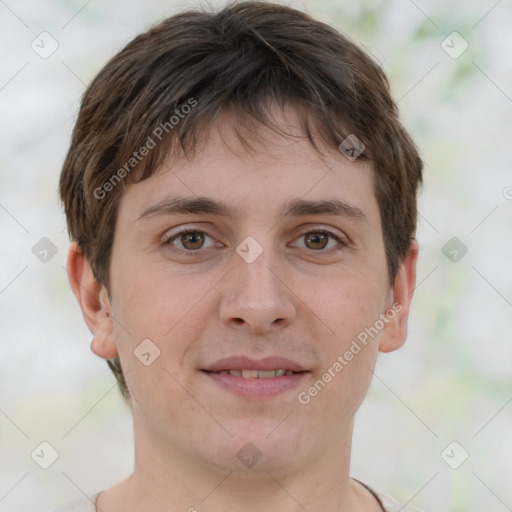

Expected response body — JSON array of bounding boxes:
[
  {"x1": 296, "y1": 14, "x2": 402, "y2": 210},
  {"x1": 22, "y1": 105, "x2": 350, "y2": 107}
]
[{"x1": 55, "y1": 1, "x2": 424, "y2": 510}]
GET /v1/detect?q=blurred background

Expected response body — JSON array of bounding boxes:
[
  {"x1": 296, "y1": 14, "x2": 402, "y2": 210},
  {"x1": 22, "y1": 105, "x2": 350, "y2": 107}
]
[{"x1": 1, "y1": 0, "x2": 511, "y2": 510}]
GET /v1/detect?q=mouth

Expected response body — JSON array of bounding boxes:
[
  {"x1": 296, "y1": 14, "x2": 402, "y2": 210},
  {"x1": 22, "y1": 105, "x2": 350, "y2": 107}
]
[
  {"x1": 204, "y1": 368, "x2": 300, "y2": 378},
  {"x1": 201, "y1": 356, "x2": 309, "y2": 399}
]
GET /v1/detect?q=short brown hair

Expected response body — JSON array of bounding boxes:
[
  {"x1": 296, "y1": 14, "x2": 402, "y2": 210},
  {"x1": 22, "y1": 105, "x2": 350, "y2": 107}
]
[{"x1": 59, "y1": 0, "x2": 423, "y2": 402}]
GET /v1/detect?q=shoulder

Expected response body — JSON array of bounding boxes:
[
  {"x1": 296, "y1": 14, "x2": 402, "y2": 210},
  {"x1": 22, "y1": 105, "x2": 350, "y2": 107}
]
[
  {"x1": 46, "y1": 493, "x2": 100, "y2": 512},
  {"x1": 355, "y1": 479, "x2": 426, "y2": 512},
  {"x1": 373, "y1": 488, "x2": 426, "y2": 512}
]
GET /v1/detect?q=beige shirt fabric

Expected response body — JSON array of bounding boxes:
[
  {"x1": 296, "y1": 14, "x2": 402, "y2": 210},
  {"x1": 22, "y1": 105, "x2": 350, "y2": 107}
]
[{"x1": 49, "y1": 484, "x2": 425, "y2": 511}]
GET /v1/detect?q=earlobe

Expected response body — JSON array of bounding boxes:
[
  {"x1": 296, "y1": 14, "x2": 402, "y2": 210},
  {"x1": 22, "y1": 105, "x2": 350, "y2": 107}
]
[
  {"x1": 90, "y1": 333, "x2": 118, "y2": 359},
  {"x1": 378, "y1": 239, "x2": 419, "y2": 353},
  {"x1": 66, "y1": 242, "x2": 119, "y2": 359}
]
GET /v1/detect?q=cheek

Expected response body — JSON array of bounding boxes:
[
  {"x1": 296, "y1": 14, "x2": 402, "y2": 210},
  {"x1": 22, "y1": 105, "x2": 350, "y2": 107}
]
[
  {"x1": 298, "y1": 287, "x2": 382, "y2": 427},
  {"x1": 109, "y1": 263, "x2": 216, "y2": 390},
  {"x1": 298, "y1": 271, "x2": 385, "y2": 396},
  {"x1": 304, "y1": 271, "x2": 387, "y2": 339},
  {"x1": 114, "y1": 260, "x2": 213, "y2": 337}
]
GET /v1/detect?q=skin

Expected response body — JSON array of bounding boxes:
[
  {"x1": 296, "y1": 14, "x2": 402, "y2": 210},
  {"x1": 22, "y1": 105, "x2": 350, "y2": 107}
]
[{"x1": 68, "y1": 107, "x2": 418, "y2": 512}]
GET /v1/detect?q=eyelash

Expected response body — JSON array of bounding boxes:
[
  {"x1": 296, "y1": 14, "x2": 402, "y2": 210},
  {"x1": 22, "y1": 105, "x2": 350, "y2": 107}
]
[{"x1": 162, "y1": 228, "x2": 349, "y2": 256}]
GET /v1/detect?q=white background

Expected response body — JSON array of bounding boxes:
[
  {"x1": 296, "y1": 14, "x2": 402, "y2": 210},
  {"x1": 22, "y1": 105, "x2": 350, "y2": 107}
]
[{"x1": 1, "y1": 0, "x2": 511, "y2": 510}]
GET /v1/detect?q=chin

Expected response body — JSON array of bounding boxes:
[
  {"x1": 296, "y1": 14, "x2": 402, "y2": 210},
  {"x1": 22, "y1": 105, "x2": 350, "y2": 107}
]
[{"x1": 204, "y1": 421, "x2": 307, "y2": 473}]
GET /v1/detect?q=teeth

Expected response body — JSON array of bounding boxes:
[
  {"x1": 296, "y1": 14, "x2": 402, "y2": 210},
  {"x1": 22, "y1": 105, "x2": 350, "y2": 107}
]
[
  {"x1": 221, "y1": 369, "x2": 292, "y2": 378},
  {"x1": 241, "y1": 369, "x2": 259, "y2": 378},
  {"x1": 256, "y1": 370, "x2": 276, "y2": 378}
]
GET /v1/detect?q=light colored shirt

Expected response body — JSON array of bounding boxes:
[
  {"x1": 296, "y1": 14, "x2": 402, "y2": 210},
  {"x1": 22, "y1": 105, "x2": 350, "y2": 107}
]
[{"x1": 48, "y1": 483, "x2": 425, "y2": 511}]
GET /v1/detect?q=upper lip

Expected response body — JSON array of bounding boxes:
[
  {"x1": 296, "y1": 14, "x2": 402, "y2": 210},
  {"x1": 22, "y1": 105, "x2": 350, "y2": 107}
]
[{"x1": 203, "y1": 356, "x2": 307, "y2": 373}]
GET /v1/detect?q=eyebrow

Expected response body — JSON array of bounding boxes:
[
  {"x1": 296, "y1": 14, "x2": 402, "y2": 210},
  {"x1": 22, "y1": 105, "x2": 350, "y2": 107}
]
[{"x1": 136, "y1": 196, "x2": 368, "y2": 224}]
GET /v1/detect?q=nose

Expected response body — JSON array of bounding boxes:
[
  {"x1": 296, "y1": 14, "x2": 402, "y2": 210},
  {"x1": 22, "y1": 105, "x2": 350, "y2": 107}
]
[{"x1": 218, "y1": 247, "x2": 297, "y2": 335}]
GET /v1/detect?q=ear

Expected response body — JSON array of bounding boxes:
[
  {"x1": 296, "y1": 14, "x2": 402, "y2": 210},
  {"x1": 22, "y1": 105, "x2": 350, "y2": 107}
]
[
  {"x1": 379, "y1": 239, "x2": 419, "y2": 353},
  {"x1": 66, "y1": 242, "x2": 118, "y2": 359}
]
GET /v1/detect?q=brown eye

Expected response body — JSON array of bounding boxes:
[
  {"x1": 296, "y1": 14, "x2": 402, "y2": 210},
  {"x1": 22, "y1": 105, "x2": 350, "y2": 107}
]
[
  {"x1": 293, "y1": 230, "x2": 346, "y2": 253},
  {"x1": 164, "y1": 229, "x2": 217, "y2": 253},
  {"x1": 303, "y1": 232, "x2": 329, "y2": 250},
  {"x1": 180, "y1": 231, "x2": 205, "y2": 250}
]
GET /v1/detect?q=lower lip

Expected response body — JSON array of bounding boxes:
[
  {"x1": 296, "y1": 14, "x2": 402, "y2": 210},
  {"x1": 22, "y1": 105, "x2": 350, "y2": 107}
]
[{"x1": 202, "y1": 371, "x2": 309, "y2": 399}]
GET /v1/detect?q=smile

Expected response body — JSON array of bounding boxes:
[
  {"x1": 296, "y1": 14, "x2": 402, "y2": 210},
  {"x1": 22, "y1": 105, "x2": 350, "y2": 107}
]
[
  {"x1": 212, "y1": 369, "x2": 297, "y2": 378},
  {"x1": 202, "y1": 369, "x2": 308, "y2": 399}
]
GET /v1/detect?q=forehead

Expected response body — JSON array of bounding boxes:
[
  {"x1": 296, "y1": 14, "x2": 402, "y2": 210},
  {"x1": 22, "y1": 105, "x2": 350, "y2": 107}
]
[{"x1": 116, "y1": 107, "x2": 379, "y2": 226}]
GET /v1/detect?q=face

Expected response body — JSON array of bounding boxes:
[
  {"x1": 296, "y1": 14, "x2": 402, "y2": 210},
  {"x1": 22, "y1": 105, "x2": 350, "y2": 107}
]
[{"x1": 82, "y1": 108, "x2": 415, "y2": 476}]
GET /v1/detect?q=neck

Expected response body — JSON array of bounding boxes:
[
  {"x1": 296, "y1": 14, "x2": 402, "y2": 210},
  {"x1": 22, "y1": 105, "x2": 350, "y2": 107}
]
[{"x1": 98, "y1": 415, "x2": 381, "y2": 512}]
